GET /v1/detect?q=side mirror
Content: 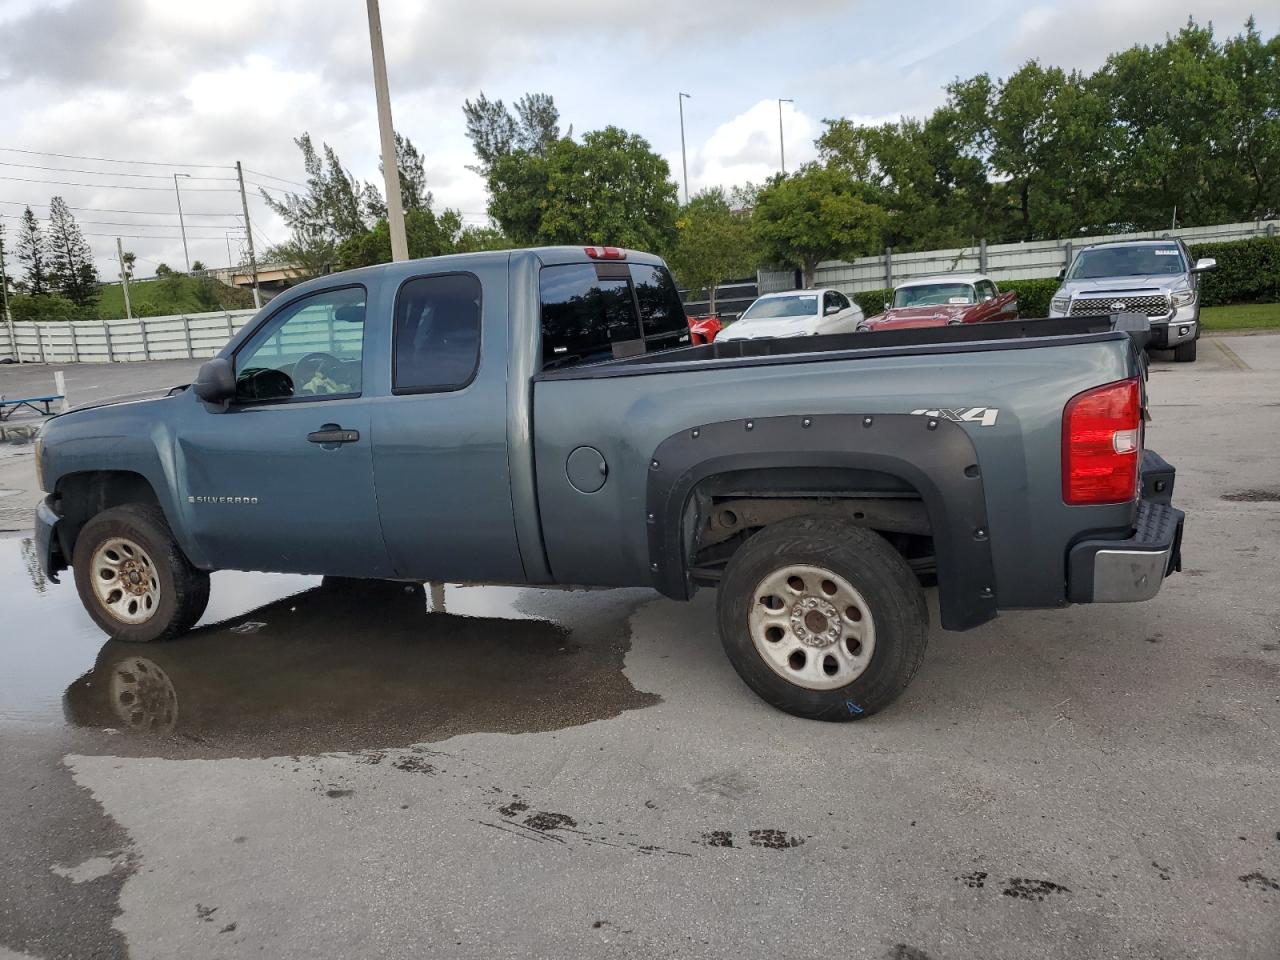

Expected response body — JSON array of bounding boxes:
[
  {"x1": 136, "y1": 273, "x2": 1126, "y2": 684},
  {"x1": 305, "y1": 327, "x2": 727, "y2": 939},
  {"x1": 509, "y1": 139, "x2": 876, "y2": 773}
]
[
  {"x1": 193, "y1": 358, "x2": 236, "y2": 405},
  {"x1": 1193, "y1": 257, "x2": 1217, "y2": 273},
  {"x1": 1057, "y1": 267, "x2": 1066, "y2": 281},
  {"x1": 824, "y1": 304, "x2": 840, "y2": 316},
  {"x1": 882, "y1": 301, "x2": 890, "y2": 311}
]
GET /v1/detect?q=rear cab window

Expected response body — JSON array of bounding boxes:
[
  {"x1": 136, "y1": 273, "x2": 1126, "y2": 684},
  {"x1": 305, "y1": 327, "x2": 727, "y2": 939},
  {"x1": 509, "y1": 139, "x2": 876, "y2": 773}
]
[{"x1": 539, "y1": 260, "x2": 690, "y2": 370}]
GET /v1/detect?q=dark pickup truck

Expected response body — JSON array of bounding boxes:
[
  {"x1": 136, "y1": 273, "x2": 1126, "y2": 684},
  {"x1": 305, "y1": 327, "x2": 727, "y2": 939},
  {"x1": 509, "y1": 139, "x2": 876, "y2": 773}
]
[{"x1": 33, "y1": 246, "x2": 1185, "y2": 721}]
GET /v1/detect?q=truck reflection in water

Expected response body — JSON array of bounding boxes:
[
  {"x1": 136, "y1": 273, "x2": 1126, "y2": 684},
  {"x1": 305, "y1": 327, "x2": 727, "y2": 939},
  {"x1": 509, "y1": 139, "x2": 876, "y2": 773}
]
[{"x1": 61, "y1": 581, "x2": 657, "y2": 756}]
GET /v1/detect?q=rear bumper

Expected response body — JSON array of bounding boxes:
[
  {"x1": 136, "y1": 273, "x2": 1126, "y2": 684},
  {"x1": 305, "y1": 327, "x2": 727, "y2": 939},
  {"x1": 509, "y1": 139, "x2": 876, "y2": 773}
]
[
  {"x1": 1066, "y1": 450, "x2": 1184, "y2": 603},
  {"x1": 34, "y1": 495, "x2": 66, "y2": 584}
]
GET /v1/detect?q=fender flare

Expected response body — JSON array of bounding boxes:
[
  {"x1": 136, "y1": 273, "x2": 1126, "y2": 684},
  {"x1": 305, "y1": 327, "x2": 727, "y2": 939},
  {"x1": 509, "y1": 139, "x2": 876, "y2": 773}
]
[{"x1": 644, "y1": 413, "x2": 998, "y2": 631}]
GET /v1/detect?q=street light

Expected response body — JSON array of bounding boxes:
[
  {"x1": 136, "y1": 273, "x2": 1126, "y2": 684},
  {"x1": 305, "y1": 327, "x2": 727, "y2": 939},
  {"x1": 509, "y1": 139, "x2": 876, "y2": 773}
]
[
  {"x1": 778, "y1": 98, "x2": 794, "y2": 175},
  {"x1": 678, "y1": 92, "x2": 692, "y2": 205},
  {"x1": 173, "y1": 173, "x2": 192, "y2": 272}
]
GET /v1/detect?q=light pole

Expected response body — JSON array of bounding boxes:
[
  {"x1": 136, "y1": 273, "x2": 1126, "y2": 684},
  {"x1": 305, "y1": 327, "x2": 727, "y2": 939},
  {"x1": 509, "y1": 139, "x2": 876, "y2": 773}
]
[
  {"x1": 777, "y1": 98, "x2": 794, "y2": 174},
  {"x1": 366, "y1": 0, "x2": 408, "y2": 262},
  {"x1": 173, "y1": 173, "x2": 192, "y2": 272},
  {"x1": 678, "y1": 92, "x2": 692, "y2": 205}
]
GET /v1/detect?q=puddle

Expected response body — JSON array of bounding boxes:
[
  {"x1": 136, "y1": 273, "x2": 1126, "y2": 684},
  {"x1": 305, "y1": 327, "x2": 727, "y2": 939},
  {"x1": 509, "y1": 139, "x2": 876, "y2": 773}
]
[{"x1": 0, "y1": 538, "x2": 657, "y2": 756}]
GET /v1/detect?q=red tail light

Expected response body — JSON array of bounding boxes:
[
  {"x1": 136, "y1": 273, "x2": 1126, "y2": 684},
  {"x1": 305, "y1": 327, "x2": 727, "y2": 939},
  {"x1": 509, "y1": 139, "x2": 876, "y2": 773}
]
[
  {"x1": 1062, "y1": 378, "x2": 1141, "y2": 505},
  {"x1": 584, "y1": 246, "x2": 625, "y2": 260}
]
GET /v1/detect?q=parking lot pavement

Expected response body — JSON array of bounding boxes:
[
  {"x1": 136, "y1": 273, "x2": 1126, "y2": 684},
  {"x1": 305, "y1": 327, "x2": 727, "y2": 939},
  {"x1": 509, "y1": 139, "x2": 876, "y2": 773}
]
[{"x1": 1, "y1": 338, "x2": 1278, "y2": 960}]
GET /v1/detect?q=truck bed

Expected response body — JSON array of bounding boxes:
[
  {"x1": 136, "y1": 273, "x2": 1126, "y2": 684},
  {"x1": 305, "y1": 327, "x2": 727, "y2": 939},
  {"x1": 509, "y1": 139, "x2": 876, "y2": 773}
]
[{"x1": 537, "y1": 315, "x2": 1139, "y2": 380}]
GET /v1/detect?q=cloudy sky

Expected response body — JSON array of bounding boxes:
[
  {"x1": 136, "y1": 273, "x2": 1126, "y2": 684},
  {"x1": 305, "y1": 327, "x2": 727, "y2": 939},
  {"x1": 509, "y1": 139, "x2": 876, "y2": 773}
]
[{"x1": 0, "y1": 0, "x2": 1271, "y2": 279}]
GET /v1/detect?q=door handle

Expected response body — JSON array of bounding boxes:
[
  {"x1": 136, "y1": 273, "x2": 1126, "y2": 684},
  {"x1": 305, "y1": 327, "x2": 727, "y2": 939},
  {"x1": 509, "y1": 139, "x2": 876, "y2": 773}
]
[{"x1": 307, "y1": 426, "x2": 360, "y2": 444}]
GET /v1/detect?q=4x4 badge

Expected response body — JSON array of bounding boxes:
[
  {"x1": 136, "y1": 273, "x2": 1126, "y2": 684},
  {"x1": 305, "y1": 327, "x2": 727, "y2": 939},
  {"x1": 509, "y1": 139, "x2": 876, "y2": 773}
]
[{"x1": 910, "y1": 407, "x2": 999, "y2": 427}]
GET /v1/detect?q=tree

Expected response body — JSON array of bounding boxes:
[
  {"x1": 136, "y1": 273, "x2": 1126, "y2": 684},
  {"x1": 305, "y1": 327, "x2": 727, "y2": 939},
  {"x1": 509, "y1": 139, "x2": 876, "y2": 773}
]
[
  {"x1": 484, "y1": 126, "x2": 678, "y2": 251},
  {"x1": 463, "y1": 91, "x2": 560, "y2": 175},
  {"x1": 121, "y1": 250, "x2": 136, "y2": 281},
  {"x1": 190, "y1": 259, "x2": 206, "y2": 272},
  {"x1": 752, "y1": 164, "x2": 889, "y2": 286},
  {"x1": 0, "y1": 221, "x2": 10, "y2": 304},
  {"x1": 666, "y1": 188, "x2": 759, "y2": 312},
  {"x1": 154, "y1": 263, "x2": 175, "y2": 277},
  {"x1": 46, "y1": 196, "x2": 100, "y2": 309},
  {"x1": 16, "y1": 207, "x2": 48, "y2": 296},
  {"x1": 338, "y1": 207, "x2": 466, "y2": 269},
  {"x1": 261, "y1": 133, "x2": 383, "y2": 268}
]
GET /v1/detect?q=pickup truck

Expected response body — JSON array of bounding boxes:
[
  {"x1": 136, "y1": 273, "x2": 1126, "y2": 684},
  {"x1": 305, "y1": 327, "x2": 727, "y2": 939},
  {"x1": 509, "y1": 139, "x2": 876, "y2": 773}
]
[
  {"x1": 32, "y1": 246, "x2": 1186, "y2": 722},
  {"x1": 1047, "y1": 238, "x2": 1216, "y2": 363}
]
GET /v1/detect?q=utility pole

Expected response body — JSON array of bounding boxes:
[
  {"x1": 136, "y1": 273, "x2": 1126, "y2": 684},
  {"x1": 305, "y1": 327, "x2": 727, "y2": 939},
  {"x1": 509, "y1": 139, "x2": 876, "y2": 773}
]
[
  {"x1": 173, "y1": 173, "x2": 192, "y2": 272},
  {"x1": 778, "y1": 98, "x2": 794, "y2": 175},
  {"x1": 116, "y1": 237, "x2": 133, "y2": 320},
  {"x1": 366, "y1": 0, "x2": 408, "y2": 262},
  {"x1": 0, "y1": 230, "x2": 13, "y2": 362},
  {"x1": 235, "y1": 162, "x2": 262, "y2": 308},
  {"x1": 678, "y1": 92, "x2": 691, "y2": 205}
]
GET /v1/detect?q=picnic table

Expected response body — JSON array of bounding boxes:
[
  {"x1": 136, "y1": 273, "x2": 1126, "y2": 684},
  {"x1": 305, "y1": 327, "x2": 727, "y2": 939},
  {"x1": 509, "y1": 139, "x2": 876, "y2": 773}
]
[{"x1": 0, "y1": 394, "x2": 65, "y2": 421}]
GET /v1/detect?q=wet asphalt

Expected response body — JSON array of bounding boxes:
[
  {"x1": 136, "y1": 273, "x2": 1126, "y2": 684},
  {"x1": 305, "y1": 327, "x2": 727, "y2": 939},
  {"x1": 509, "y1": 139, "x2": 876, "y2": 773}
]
[{"x1": 1, "y1": 338, "x2": 1279, "y2": 959}]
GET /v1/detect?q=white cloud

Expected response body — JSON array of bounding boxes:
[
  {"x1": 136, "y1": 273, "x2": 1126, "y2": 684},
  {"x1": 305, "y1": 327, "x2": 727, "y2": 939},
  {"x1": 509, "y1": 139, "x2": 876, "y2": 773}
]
[{"x1": 673, "y1": 99, "x2": 822, "y2": 198}]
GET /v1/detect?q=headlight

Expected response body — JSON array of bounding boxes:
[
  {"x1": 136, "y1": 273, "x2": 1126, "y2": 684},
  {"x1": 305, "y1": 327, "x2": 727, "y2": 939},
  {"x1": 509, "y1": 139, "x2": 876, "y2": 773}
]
[
  {"x1": 1050, "y1": 296, "x2": 1070, "y2": 313},
  {"x1": 1171, "y1": 290, "x2": 1196, "y2": 308}
]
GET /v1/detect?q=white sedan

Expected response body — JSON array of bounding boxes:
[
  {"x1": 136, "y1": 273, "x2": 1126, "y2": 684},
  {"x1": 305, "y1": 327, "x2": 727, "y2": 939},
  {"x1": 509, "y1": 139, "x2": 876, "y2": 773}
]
[{"x1": 716, "y1": 289, "x2": 864, "y2": 341}]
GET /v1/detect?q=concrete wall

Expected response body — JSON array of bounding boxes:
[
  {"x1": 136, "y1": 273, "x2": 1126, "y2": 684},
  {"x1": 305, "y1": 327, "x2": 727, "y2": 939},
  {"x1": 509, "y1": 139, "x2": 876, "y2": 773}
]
[
  {"x1": 757, "y1": 218, "x2": 1280, "y2": 294},
  {"x1": 1, "y1": 310, "x2": 258, "y2": 364}
]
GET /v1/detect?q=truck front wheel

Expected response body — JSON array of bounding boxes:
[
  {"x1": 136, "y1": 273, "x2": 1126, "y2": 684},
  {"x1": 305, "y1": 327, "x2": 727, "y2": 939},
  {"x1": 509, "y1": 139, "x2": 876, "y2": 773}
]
[
  {"x1": 72, "y1": 504, "x2": 210, "y2": 643},
  {"x1": 715, "y1": 517, "x2": 928, "y2": 721}
]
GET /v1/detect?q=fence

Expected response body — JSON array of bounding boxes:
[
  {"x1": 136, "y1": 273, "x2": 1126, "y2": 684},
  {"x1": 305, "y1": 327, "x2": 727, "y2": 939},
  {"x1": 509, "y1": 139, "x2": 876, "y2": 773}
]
[
  {"x1": 0, "y1": 309, "x2": 259, "y2": 364},
  {"x1": 758, "y1": 218, "x2": 1280, "y2": 295}
]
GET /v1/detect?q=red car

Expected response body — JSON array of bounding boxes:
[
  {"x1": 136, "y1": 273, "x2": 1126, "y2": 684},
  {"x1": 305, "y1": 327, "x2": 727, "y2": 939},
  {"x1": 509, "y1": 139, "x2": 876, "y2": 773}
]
[
  {"x1": 858, "y1": 274, "x2": 1017, "y2": 331},
  {"x1": 687, "y1": 313, "x2": 723, "y2": 345}
]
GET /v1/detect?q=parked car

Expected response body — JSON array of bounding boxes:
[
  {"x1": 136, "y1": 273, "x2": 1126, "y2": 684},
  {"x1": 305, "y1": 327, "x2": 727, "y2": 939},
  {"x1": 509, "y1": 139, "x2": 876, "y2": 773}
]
[
  {"x1": 859, "y1": 274, "x2": 1017, "y2": 332},
  {"x1": 687, "y1": 313, "x2": 722, "y2": 345},
  {"x1": 1047, "y1": 238, "x2": 1216, "y2": 363},
  {"x1": 716, "y1": 289, "x2": 863, "y2": 341},
  {"x1": 33, "y1": 246, "x2": 1184, "y2": 722}
]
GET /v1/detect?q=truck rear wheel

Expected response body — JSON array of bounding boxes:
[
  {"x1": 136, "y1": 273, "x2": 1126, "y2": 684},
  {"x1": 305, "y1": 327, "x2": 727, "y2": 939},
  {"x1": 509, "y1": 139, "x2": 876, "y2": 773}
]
[
  {"x1": 715, "y1": 517, "x2": 928, "y2": 721},
  {"x1": 72, "y1": 504, "x2": 210, "y2": 643}
]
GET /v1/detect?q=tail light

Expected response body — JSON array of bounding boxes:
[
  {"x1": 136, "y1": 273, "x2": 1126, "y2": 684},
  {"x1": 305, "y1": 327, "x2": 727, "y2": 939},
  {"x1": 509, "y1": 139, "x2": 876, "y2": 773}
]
[
  {"x1": 1062, "y1": 378, "x2": 1141, "y2": 505},
  {"x1": 584, "y1": 246, "x2": 625, "y2": 260}
]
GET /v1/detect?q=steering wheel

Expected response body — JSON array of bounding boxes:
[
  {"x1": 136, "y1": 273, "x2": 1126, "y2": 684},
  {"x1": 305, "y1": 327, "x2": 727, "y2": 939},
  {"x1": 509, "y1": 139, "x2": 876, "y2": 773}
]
[{"x1": 292, "y1": 352, "x2": 346, "y2": 395}]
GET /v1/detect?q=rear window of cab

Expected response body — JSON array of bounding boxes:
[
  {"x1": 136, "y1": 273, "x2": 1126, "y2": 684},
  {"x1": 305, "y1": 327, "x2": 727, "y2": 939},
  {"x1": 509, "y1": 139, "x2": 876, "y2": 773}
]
[{"x1": 539, "y1": 262, "x2": 690, "y2": 370}]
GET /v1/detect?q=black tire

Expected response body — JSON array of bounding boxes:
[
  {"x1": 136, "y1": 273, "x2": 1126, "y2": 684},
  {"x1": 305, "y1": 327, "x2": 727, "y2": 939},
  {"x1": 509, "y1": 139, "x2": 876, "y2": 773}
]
[
  {"x1": 1172, "y1": 338, "x2": 1197, "y2": 362},
  {"x1": 715, "y1": 516, "x2": 928, "y2": 721},
  {"x1": 72, "y1": 504, "x2": 210, "y2": 643}
]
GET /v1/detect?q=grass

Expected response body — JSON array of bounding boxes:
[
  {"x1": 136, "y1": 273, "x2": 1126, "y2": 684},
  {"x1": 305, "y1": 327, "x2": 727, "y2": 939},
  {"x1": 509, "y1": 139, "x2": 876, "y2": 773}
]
[
  {"x1": 1200, "y1": 301, "x2": 1280, "y2": 332},
  {"x1": 96, "y1": 275, "x2": 254, "y2": 320}
]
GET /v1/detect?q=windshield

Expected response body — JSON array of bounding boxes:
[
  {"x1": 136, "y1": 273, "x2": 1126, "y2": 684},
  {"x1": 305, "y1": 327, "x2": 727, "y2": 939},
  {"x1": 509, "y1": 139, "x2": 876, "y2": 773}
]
[
  {"x1": 738, "y1": 294, "x2": 818, "y2": 322},
  {"x1": 893, "y1": 283, "x2": 975, "y2": 308},
  {"x1": 1068, "y1": 244, "x2": 1186, "y2": 280}
]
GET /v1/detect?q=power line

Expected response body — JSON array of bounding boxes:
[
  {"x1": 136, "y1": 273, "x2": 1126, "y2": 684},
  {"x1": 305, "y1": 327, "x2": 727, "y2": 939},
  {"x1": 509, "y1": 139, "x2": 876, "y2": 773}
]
[
  {"x1": 243, "y1": 167, "x2": 309, "y2": 189},
  {"x1": 0, "y1": 160, "x2": 236, "y2": 182},
  {"x1": 0, "y1": 198, "x2": 241, "y2": 217},
  {"x1": 0, "y1": 146, "x2": 232, "y2": 170},
  {"x1": 0, "y1": 211, "x2": 243, "y2": 230},
  {"x1": 0, "y1": 174, "x2": 242, "y2": 192}
]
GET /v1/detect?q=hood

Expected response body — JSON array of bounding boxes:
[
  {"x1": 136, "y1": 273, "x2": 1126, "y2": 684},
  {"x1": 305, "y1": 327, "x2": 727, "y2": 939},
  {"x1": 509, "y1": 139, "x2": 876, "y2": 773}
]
[
  {"x1": 53, "y1": 386, "x2": 186, "y2": 420},
  {"x1": 1057, "y1": 274, "x2": 1189, "y2": 297},
  {"x1": 865, "y1": 303, "x2": 967, "y2": 330},
  {"x1": 717, "y1": 315, "x2": 817, "y2": 340}
]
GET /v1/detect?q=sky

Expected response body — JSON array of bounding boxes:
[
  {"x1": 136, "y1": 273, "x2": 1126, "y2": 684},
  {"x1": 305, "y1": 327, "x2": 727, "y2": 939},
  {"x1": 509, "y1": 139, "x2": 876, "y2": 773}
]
[{"x1": 0, "y1": 0, "x2": 1272, "y2": 281}]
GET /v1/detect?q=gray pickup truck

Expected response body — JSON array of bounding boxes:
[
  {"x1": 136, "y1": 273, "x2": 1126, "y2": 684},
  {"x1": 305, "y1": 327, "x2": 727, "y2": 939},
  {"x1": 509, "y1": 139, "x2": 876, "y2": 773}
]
[{"x1": 32, "y1": 246, "x2": 1185, "y2": 721}]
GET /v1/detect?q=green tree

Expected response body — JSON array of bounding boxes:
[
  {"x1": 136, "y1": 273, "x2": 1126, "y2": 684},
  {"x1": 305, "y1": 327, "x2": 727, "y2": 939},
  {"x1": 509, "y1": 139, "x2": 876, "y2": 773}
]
[
  {"x1": 16, "y1": 207, "x2": 48, "y2": 295},
  {"x1": 666, "y1": 187, "x2": 759, "y2": 312},
  {"x1": 462, "y1": 91, "x2": 560, "y2": 175},
  {"x1": 752, "y1": 164, "x2": 889, "y2": 286},
  {"x1": 483, "y1": 126, "x2": 677, "y2": 251},
  {"x1": 46, "y1": 196, "x2": 99, "y2": 309},
  {"x1": 9, "y1": 292, "x2": 78, "y2": 322},
  {"x1": 121, "y1": 250, "x2": 136, "y2": 281}
]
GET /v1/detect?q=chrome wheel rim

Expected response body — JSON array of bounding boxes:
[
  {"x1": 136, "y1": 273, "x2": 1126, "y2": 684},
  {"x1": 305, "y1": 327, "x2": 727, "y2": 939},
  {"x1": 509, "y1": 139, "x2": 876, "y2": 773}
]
[
  {"x1": 90, "y1": 537, "x2": 161, "y2": 625},
  {"x1": 747, "y1": 564, "x2": 876, "y2": 691}
]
